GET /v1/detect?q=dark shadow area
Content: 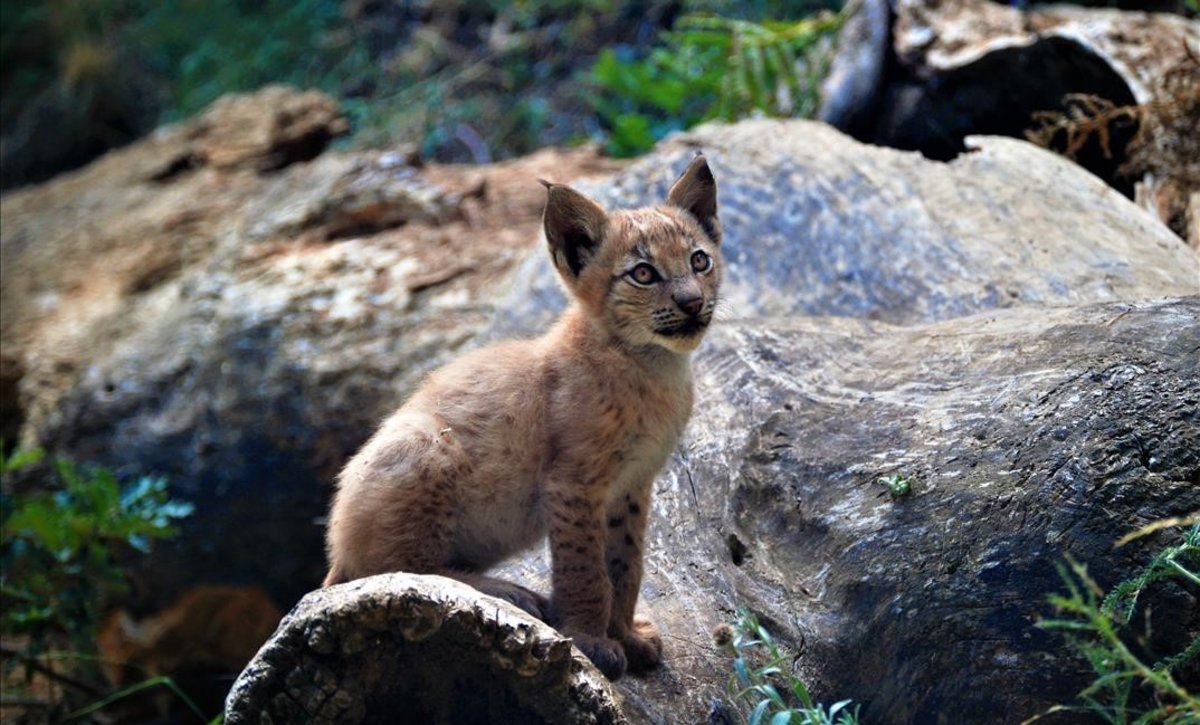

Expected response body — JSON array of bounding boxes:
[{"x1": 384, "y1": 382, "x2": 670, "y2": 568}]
[{"x1": 869, "y1": 37, "x2": 1139, "y2": 196}]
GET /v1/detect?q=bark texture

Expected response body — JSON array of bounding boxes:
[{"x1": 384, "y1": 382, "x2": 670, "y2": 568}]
[{"x1": 224, "y1": 574, "x2": 624, "y2": 724}]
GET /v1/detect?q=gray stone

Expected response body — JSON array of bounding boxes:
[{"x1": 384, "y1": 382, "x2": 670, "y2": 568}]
[
  {"x1": 528, "y1": 296, "x2": 1199, "y2": 722},
  {"x1": 498, "y1": 121, "x2": 1196, "y2": 333}
]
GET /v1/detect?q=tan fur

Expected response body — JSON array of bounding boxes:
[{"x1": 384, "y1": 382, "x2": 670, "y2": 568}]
[
  {"x1": 97, "y1": 585, "x2": 282, "y2": 687},
  {"x1": 323, "y1": 154, "x2": 722, "y2": 679}
]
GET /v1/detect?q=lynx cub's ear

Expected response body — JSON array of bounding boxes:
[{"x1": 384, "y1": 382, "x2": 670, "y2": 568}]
[
  {"x1": 541, "y1": 181, "x2": 609, "y2": 279},
  {"x1": 667, "y1": 153, "x2": 720, "y2": 245}
]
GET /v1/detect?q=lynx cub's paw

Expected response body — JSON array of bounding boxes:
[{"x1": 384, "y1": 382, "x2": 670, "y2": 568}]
[
  {"x1": 621, "y1": 616, "x2": 664, "y2": 672},
  {"x1": 571, "y1": 632, "x2": 628, "y2": 680}
]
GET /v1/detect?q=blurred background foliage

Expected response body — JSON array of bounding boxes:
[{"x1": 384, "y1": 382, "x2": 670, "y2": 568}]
[
  {"x1": 1, "y1": 445, "x2": 192, "y2": 719},
  {"x1": 0, "y1": 0, "x2": 843, "y2": 188},
  {"x1": 0, "y1": 0, "x2": 1193, "y2": 186}
]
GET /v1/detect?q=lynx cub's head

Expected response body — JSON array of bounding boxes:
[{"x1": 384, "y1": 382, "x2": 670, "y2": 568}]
[{"x1": 542, "y1": 154, "x2": 722, "y2": 353}]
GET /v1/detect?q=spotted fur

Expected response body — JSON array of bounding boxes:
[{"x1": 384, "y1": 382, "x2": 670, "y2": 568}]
[{"x1": 323, "y1": 154, "x2": 722, "y2": 679}]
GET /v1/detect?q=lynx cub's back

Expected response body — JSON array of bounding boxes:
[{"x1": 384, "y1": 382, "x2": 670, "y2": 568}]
[{"x1": 324, "y1": 154, "x2": 722, "y2": 679}]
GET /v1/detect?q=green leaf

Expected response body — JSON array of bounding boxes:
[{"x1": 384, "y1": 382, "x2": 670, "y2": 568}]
[
  {"x1": 2, "y1": 450, "x2": 189, "y2": 652},
  {"x1": 749, "y1": 699, "x2": 771, "y2": 725},
  {"x1": 757, "y1": 683, "x2": 786, "y2": 708},
  {"x1": 1, "y1": 446, "x2": 44, "y2": 475},
  {"x1": 790, "y1": 675, "x2": 814, "y2": 708},
  {"x1": 746, "y1": 44, "x2": 768, "y2": 110},
  {"x1": 770, "y1": 711, "x2": 793, "y2": 725},
  {"x1": 607, "y1": 113, "x2": 656, "y2": 157},
  {"x1": 734, "y1": 656, "x2": 751, "y2": 687}
]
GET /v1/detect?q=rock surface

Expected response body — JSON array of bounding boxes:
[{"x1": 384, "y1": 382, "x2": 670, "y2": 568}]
[
  {"x1": 226, "y1": 298, "x2": 1200, "y2": 723},
  {"x1": 3, "y1": 89, "x2": 1199, "y2": 722},
  {"x1": 0, "y1": 85, "x2": 626, "y2": 611},
  {"x1": 500, "y1": 121, "x2": 1196, "y2": 332},
  {"x1": 525, "y1": 297, "x2": 1200, "y2": 722}
]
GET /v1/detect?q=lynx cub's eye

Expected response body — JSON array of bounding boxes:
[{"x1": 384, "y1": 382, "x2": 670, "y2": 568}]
[
  {"x1": 691, "y1": 250, "x2": 713, "y2": 273},
  {"x1": 628, "y1": 263, "x2": 661, "y2": 286}
]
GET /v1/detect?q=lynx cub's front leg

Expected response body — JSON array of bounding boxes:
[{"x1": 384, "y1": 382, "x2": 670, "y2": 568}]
[
  {"x1": 545, "y1": 477, "x2": 625, "y2": 679},
  {"x1": 606, "y1": 485, "x2": 662, "y2": 672},
  {"x1": 323, "y1": 153, "x2": 721, "y2": 680}
]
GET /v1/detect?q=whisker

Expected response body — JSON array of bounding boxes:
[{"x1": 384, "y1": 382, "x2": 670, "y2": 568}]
[{"x1": 709, "y1": 296, "x2": 746, "y2": 322}]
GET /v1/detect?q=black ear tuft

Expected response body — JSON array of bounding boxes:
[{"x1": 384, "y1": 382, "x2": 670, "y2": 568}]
[
  {"x1": 543, "y1": 184, "x2": 609, "y2": 278},
  {"x1": 667, "y1": 153, "x2": 720, "y2": 244}
]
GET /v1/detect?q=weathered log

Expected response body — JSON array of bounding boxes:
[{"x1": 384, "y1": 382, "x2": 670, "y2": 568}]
[
  {"x1": 224, "y1": 574, "x2": 624, "y2": 724},
  {"x1": 822, "y1": 0, "x2": 1199, "y2": 156}
]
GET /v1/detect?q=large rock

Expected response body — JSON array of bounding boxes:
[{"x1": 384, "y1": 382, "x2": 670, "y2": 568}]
[
  {"x1": 0, "y1": 87, "x2": 625, "y2": 610},
  {"x1": 499, "y1": 121, "x2": 1195, "y2": 332},
  {"x1": 228, "y1": 298, "x2": 1200, "y2": 723},
  {"x1": 555, "y1": 297, "x2": 1200, "y2": 722}
]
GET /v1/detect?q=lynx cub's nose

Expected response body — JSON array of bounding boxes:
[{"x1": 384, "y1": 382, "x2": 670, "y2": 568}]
[{"x1": 675, "y1": 294, "x2": 704, "y2": 316}]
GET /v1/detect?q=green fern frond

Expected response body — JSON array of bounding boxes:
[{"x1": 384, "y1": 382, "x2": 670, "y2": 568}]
[
  {"x1": 1035, "y1": 523, "x2": 1200, "y2": 722},
  {"x1": 670, "y1": 10, "x2": 844, "y2": 121},
  {"x1": 588, "y1": 5, "x2": 849, "y2": 155}
]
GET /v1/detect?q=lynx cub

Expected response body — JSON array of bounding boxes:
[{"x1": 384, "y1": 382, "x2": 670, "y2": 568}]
[{"x1": 323, "y1": 154, "x2": 721, "y2": 679}]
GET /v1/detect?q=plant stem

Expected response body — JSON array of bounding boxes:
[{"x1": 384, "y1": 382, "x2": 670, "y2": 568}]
[
  {"x1": 0, "y1": 644, "x2": 104, "y2": 698},
  {"x1": 63, "y1": 675, "x2": 207, "y2": 724}
]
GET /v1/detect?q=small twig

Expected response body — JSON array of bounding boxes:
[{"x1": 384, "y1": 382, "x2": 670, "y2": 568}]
[
  {"x1": 407, "y1": 263, "x2": 476, "y2": 294},
  {"x1": 0, "y1": 644, "x2": 104, "y2": 698},
  {"x1": 1100, "y1": 308, "x2": 1132, "y2": 328},
  {"x1": 62, "y1": 675, "x2": 208, "y2": 724},
  {"x1": 0, "y1": 696, "x2": 52, "y2": 708}
]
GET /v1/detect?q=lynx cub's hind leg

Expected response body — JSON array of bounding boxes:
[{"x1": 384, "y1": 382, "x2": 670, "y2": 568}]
[
  {"x1": 456, "y1": 573, "x2": 553, "y2": 622},
  {"x1": 325, "y1": 412, "x2": 554, "y2": 620},
  {"x1": 325, "y1": 414, "x2": 460, "y2": 576}
]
